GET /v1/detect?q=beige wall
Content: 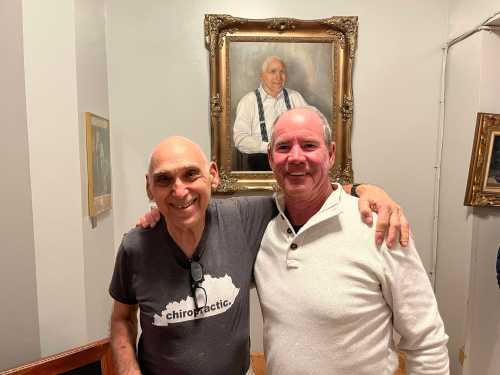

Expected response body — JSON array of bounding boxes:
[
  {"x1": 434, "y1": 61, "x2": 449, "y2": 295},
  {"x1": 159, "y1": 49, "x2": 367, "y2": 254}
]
[{"x1": 0, "y1": 0, "x2": 40, "y2": 369}]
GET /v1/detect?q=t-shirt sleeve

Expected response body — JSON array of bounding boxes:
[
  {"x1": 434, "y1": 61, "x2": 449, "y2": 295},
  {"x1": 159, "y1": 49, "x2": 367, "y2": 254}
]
[{"x1": 109, "y1": 241, "x2": 137, "y2": 305}]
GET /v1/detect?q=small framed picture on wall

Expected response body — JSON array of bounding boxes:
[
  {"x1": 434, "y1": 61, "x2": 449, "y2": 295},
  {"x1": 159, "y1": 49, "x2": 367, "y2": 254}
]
[
  {"x1": 85, "y1": 112, "x2": 112, "y2": 217},
  {"x1": 464, "y1": 112, "x2": 500, "y2": 207}
]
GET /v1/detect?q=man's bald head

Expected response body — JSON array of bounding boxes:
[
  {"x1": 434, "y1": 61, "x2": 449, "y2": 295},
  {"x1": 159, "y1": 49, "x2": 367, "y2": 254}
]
[
  {"x1": 146, "y1": 136, "x2": 219, "y2": 233},
  {"x1": 148, "y1": 136, "x2": 209, "y2": 178}
]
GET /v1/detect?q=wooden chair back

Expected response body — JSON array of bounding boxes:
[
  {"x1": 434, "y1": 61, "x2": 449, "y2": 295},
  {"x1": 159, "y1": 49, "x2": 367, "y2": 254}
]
[{"x1": 0, "y1": 338, "x2": 115, "y2": 375}]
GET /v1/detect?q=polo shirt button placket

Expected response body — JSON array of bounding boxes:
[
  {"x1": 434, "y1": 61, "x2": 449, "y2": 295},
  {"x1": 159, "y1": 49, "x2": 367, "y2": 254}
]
[{"x1": 287, "y1": 242, "x2": 300, "y2": 268}]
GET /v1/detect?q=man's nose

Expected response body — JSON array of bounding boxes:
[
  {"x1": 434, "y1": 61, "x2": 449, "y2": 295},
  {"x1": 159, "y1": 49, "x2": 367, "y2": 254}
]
[
  {"x1": 171, "y1": 178, "x2": 188, "y2": 198},
  {"x1": 289, "y1": 144, "x2": 305, "y2": 162}
]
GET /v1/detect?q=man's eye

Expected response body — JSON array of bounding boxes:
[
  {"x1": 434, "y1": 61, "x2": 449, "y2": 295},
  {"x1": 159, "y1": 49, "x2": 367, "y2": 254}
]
[
  {"x1": 276, "y1": 144, "x2": 290, "y2": 152},
  {"x1": 155, "y1": 175, "x2": 172, "y2": 185},
  {"x1": 185, "y1": 169, "x2": 200, "y2": 180},
  {"x1": 303, "y1": 143, "x2": 317, "y2": 150}
]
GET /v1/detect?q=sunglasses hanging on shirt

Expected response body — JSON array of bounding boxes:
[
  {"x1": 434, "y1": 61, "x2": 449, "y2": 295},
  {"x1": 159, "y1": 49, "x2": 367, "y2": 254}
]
[{"x1": 189, "y1": 259, "x2": 208, "y2": 310}]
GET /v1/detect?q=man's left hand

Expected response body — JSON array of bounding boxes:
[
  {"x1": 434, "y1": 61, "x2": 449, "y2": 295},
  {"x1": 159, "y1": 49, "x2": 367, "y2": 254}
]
[{"x1": 355, "y1": 184, "x2": 410, "y2": 248}]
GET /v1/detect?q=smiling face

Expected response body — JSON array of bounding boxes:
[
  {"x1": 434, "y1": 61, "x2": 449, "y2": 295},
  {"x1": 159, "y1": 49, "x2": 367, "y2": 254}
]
[
  {"x1": 260, "y1": 58, "x2": 287, "y2": 97},
  {"x1": 268, "y1": 108, "x2": 335, "y2": 204},
  {"x1": 146, "y1": 137, "x2": 219, "y2": 234}
]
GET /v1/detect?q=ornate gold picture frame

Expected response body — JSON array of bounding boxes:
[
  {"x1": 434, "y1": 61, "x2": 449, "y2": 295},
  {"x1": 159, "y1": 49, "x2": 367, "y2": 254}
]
[
  {"x1": 464, "y1": 112, "x2": 500, "y2": 206},
  {"x1": 85, "y1": 112, "x2": 112, "y2": 217},
  {"x1": 204, "y1": 14, "x2": 357, "y2": 193}
]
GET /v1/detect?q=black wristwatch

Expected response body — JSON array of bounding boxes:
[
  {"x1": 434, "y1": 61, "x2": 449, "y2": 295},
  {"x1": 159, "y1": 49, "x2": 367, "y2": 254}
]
[{"x1": 350, "y1": 183, "x2": 362, "y2": 198}]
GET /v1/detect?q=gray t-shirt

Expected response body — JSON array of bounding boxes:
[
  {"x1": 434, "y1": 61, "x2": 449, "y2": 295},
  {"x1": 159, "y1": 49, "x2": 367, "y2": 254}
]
[{"x1": 109, "y1": 196, "x2": 276, "y2": 375}]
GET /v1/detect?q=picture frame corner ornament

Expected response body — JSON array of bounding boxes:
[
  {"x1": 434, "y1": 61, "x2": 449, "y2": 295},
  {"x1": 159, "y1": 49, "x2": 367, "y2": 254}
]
[
  {"x1": 267, "y1": 18, "x2": 297, "y2": 33},
  {"x1": 217, "y1": 169, "x2": 239, "y2": 193}
]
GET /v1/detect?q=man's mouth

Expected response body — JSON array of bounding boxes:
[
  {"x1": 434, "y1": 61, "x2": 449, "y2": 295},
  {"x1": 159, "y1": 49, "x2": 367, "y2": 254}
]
[
  {"x1": 288, "y1": 172, "x2": 306, "y2": 177},
  {"x1": 171, "y1": 198, "x2": 196, "y2": 209}
]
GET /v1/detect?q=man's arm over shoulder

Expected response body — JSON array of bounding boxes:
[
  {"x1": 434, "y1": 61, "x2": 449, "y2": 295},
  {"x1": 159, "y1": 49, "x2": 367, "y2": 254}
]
[
  {"x1": 341, "y1": 183, "x2": 410, "y2": 248},
  {"x1": 110, "y1": 301, "x2": 141, "y2": 375},
  {"x1": 380, "y1": 239, "x2": 449, "y2": 374}
]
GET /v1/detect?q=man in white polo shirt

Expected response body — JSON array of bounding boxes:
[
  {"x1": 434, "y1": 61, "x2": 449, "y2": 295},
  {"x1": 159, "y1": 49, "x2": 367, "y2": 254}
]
[{"x1": 255, "y1": 106, "x2": 449, "y2": 374}]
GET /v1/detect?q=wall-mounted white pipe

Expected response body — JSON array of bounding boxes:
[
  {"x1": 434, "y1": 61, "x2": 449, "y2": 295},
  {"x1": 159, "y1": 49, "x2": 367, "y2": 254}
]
[{"x1": 430, "y1": 12, "x2": 500, "y2": 289}]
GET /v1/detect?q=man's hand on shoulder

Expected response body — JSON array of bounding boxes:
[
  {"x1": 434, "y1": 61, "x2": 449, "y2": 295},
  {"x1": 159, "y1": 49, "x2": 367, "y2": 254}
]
[
  {"x1": 347, "y1": 184, "x2": 410, "y2": 249},
  {"x1": 136, "y1": 206, "x2": 161, "y2": 228}
]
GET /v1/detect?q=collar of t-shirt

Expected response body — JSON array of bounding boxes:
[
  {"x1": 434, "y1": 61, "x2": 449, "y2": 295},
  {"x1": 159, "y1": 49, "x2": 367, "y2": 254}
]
[{"x1": 159, "y1": 211, "x2": 211, "y2": 269}]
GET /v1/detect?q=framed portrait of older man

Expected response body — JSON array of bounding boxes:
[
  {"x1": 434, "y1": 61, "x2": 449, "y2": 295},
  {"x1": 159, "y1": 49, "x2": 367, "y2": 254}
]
[{"x1": 205, "y1": 15, "x2": 357, "y2": 192}]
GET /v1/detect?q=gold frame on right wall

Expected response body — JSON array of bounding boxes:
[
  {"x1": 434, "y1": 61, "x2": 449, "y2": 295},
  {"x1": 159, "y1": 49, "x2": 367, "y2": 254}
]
[{"x1": 464, "y1": 112, "x2": 500, "y2": 206}]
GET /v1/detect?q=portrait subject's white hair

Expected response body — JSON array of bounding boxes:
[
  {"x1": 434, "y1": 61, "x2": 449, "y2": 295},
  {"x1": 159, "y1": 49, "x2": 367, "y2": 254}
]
[{"x1": 261, "y1": 56, "x2": 286, "y2": 74}]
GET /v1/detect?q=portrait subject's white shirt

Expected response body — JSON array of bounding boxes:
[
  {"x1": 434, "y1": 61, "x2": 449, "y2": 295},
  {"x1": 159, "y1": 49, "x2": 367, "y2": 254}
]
[{"x1": 233, "y1": 85, "x2": 307, "y2": 154}]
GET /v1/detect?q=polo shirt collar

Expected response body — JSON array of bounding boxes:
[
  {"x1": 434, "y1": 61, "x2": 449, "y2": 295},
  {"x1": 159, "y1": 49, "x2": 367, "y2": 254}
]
[{"x1": 273, "y1": 183, "x2": 343, "y2": 231}]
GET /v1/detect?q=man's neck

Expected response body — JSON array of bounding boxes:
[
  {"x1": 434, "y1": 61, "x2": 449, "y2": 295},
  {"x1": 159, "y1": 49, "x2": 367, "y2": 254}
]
[
  {"x1": 165, "y1": 220, "x2": 205, "y2": 258},
  {"x1": 284, "y1": 184, "x2": 335, "y2": 226},
  {"x1": 261, "y1": 85, "x2": 281, "y2": 98}
]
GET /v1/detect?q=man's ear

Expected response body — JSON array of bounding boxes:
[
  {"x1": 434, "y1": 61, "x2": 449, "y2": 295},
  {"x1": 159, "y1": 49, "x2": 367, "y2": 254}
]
[
  {"x1": 328, "y1": 142, "x2": 336, "y2": 168},
  {"x1": 208, "y1": 161, "x2": 220, "y2": 189},
  {"x1": 145, "y1": 174, "x2": 153, "y2": 200},
  {"x1": 267, "y1": 144, "x2": 274, "y2": 170}
]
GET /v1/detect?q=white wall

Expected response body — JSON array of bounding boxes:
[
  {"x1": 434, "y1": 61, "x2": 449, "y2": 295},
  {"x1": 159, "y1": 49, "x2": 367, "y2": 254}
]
[
  {"x1": 74, "y1": 0, "x2": 115, "y2": 342},
  {"x1": 106, "y1": 0, "x2": 449, "y2": 351},
  {"x1": 449, "y1": 0, "x2": 500, "y2": 36},
  {"x1": 436, "y1": 32, "x2": 480, "y2": 374},
  {"x1": 17, "y1": 0, "x2": 113, "y2": 358},
  {"x1": 0, "y1": 0, "x2": 40, "y2": 369},
  {"x1": 22, "y1": 0, "x2": 88, "y2": 355},
  {"x1": 463, "y1": 30, "x2": 500, "y2": 375},
  {"x1": 106, "y1": 0, "x2": 448, "y2": 274},
  {"x1": 437, "y1": 1, "x2": 500, "y2": 373}
]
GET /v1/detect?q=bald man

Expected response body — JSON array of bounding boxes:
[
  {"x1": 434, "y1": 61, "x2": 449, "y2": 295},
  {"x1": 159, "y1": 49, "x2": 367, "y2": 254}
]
[
  {"x1": 110, "y1": 136, "x2": 409, "y2": 375},
  {"x1": 110, "y1": 137, "x2": 278, "y2": 375},
  {"x1": 233, "y1": 56, "x2": 307, "y2": 170}
]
